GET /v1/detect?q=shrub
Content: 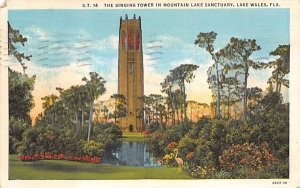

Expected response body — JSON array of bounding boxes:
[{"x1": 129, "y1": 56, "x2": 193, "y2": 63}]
[
  {"x1": 219, "y1": 142, "x2": 277, "y2": 178},
  {"x1": 177, "y1": 136, "x2": 197, "y2": 161},
  {"x1": 250, "y1": 92, "x2": 289, "y2": 161},
  {"x1": 187, "y1": 117, "x2": 211, "y2": 139},
  {"x1": 83, "y1": 140, "x2": 105, "y2": 157},
  {"x1": 145, "y1": 121, "x2": 161, "y2": 133},
  {"x1": 212, "y1": 170, "x2": 231, "y2": 179},
  {"x1": 165, "y1": 141, "x2": 178, "y2": 153},
  {"x1": 92, "y1": 122, "x2": 122, "y2": 153},
  {"x1": 189, "y1": 165, "x2": 216, "y2": 178},
  {"x1": 191, "y1": 119, "x2": 228, "y2": 169},
  {"x1": 9, "y1": 117, "x2": 29, "y2": 154},
  {"x1": 148, "y1": 131, "x2": 165, "y2": 157}
]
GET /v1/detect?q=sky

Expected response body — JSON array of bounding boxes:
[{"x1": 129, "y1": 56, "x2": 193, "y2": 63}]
[{"x1": 8, "y1": 9, "x2": 290, "y2": 120}]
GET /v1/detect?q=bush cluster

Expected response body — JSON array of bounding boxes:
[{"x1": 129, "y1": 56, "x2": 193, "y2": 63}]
[
  {"x1": 148, "y1": 92, "x2": 289, "y2": 179},
  {"x1": 15, "y1": 122, "x2": 122, "y2": 164}
]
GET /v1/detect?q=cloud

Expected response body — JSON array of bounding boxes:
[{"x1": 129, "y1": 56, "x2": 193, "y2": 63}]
[
  {"x1": 140, "y1": 53, "x2": 163, "y2": 95},
  {"x1": 27, "y1": 26, "x2": 49, "y2": 41},
  {"x1": 9, "y1": 59, "x2": 92, "y2": 120},
  {"x1": 95, "y1": 35, "x2": 119, "y2": 51},
  {"x1": 145, "y1": 34, "x2": 181, "y2": 49},
  {"x1": 170, "y1": 58, "x2": 196, "y2": 69}
]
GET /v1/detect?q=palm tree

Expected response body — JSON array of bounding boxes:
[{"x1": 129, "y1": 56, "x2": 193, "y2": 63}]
[{"x1": 82, "y1": 72, "x2": 106, "y2": 141}]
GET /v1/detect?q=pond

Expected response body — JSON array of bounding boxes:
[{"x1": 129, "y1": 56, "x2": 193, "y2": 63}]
[{"x1": 110, "y1": 141, "x2": 160, "y2": 167}]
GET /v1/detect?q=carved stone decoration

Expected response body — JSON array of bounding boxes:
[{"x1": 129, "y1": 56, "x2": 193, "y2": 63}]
[{"x1": 128, "y1": 30, "x2": 134, "y2": 50}]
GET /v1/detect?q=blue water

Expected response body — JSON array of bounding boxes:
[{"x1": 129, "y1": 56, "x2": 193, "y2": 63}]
[{"x1": 112, "y1": 141, "x2": 160, "y2": 167}]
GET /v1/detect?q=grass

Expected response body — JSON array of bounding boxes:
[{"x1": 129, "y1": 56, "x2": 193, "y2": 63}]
[
  {"x1": 9, "y1": 154, "x2": 192, "y2": 180},
  {"x1": 122, "y1": 132, "x2": 149, "y2": 142}
]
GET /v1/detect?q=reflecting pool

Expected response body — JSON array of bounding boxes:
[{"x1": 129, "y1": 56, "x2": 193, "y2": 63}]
[{"x1": 111, "y1": 141, "x2": 160, "y2": 167}]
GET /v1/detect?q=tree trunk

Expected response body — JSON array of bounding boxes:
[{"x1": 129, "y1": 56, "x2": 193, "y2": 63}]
[
  {"x1": 81, "y1": 109, "x2": 84, "y2": 132},
  {"x1": 87, "y1": 99, "x2": 94, "y2": 141},
  {"x1": 166, "y1": 105, "x2": 169, "y2": 126},
  {"x1": 243, "y1": 66, "x2": 248, "y2": 122},
  {"x1": 182, "y1": 80, "x2": 187, "y2": 120},
  {"x1": 176, "y1": 110, "x2": 180, "y2": 124},
  {"x1": 275, "y1": 72, "x2": 280, "y2": 92},
  {"x1": 75, "y1": 111, "x2": 79, "y2": 133},
  {"x1": 228, "y1": 86, "x2": 230, "y2": 119},
  {"x1": 212, "y1": 54, "x2": 221, "y2": 119},
  {"x1": 278, "y1": 74, "x2": 284, "y2": 93}
]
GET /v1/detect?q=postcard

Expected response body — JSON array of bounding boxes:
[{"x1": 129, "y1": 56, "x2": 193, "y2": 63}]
[{"x1": 0, "y1": 0, "x2": 299, "y2": 187}]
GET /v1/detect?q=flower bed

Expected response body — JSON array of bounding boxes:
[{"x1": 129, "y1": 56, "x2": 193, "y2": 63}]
[
  {"x1": 18, "y1": 152, "x2": 101, "y2": 164},
  {"x1": 219, "y1": 142, "x2": 277, "y2": 171}
]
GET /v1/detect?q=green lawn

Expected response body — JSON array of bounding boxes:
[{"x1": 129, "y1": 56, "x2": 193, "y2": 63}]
[
  {"x1": 122, "y1": 132, "x2": 149, "y2": 142},
  {"x1": 9, "y1": 155, "x2": 192, "y2": 180}
]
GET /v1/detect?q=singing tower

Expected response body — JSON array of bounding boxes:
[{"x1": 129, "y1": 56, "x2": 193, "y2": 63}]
[{"x1": 118, "y1": 14, "x2": 144, "y2": 132}]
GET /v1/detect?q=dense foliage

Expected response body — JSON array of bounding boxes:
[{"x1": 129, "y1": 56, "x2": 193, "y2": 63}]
[
  {"x1": 18, "y1": 123, "x2": 122, "y2": 163},
  {"x1": 148, "y1": 92, "x2": 289, "y2": 178},
  {"x1": 8, "y1": 23, "x2": 35, "y2": 154}
]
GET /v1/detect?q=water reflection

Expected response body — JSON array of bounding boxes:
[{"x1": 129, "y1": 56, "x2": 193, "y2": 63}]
[{"x1": 112, "y1": 141, "x2": 160, "y2": 167}]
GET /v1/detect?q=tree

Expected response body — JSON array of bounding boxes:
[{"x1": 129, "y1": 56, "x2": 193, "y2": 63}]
[
  {"x1": 161, "y1": 75, "x2": 176, "y2": 124},
  {"x1": 59, "y1": 85, "x2": 86, "y2": 133},
  {"x1": 222, "y1": 37, "x2": 261, "y2": 121},
  {"x1": 149, "y1": 94, "x2": 164, "y2": 123},
  {"x1": 77, "y1": 85, "x2": 89, "y2": 132},
  {"x1": 109, "y1": 94, "x2": 127, "y2": 124},
  {"x1": 82, "y1": 72, "x2": 106, "y2": 141},
  {"x1": 9, "y1": 69, "x2": 35, "y2": 124},
  {"x1": 247, "y1": 87, "x2": 263, "y2": 104},
  {"x1": 94, "y1": 101, "x2": 109, "y2": 123},
  {"x1": 8, "y1": 22, "x2": 32, "y2": 73},
  {"x1": 221, "y1": 76, "x2": 240, "y2": 119},
  {"x1": 169, "y1": 64, "x2": 199, "y2": 120},
  {"x1": 41, "y1": 94, "x2": 58, "y2": 127},
  {"x1": 195, "y1": 31, "x2": 221, "y2": 118},
  {"x1": 187, "y1": 100, "x2": 198, "y2": 121},
  {"x1": 264, "y1": 45, "x2": 290, "y2": 93},
  {"x1": 8, "y1": 23, "x2": 35, "y2": 124},
  {"x1": 198, "y1": 102, "x2": 209, "y2": 118}
]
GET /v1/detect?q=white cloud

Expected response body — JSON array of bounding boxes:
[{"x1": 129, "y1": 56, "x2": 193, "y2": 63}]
[
  {"x1": 142, "y1": 53, "x2": 165, "y2": 95},
  {"x1": 28, "y1": 26, "x2": 49, "y2": 41},
  {"x1": 170, "y1": 58, "x2": 196, "y2": 69},
  {"x1": 95, "y1": 35, "x2": 119, "y2": 51},
  {"x1": 9, "y1": 59, "x2": 92, "y2": 120}
]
